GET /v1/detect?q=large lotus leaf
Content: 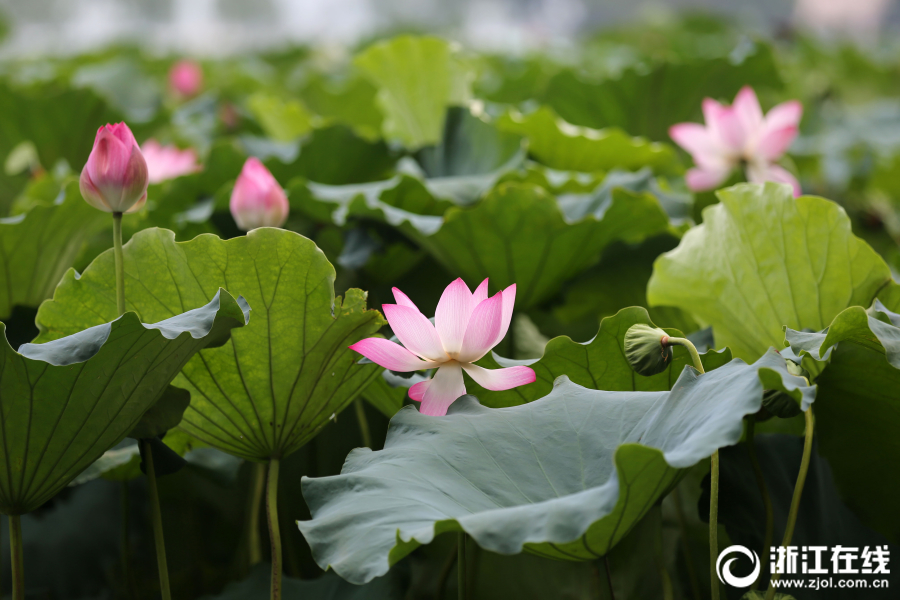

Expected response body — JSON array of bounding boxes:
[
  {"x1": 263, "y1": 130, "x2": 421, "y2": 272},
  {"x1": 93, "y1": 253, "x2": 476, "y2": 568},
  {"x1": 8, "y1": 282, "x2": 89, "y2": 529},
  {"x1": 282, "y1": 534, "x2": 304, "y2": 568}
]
[
  {"x1": 543, "y1": 41, "x2": 781, "y2": 141},
  {"x1": 0, "y1": 181, "x2": 109, "y2": 320},
  {"x1": 0, "y1": 81, "x2": 124, "y2": 212},
  {"x1": 403, "y1": 106, "x2": 525, "y2": 204},
  {"x1": 297, "y1": 350, "x2": 815, "y2": 584},
  {"x1": 299, "y1": 72, "x2": 384, "y2": 141},
  {"x1": 647, "y1": 182, "x2": 897, "y2": 361},
  {"x1": 354, "y1": 35, "x2": 474, "y2": 148},
  {"x1": 246, "y1": 93, "x2": 315, "y2": 142},
  {"x1": 709, "y1": 434, "x2": 900, "y2": 599},
  {"x1": 406, "y1": 182, "x2": 677, "y2": 308},
  {"x1": 33, "y1": 227, "x2": 385, "y2": 462},
  {"x1": 494, "y1": 106, "x2": 679, "y2": 174},
  {"x1": 469, "y1": 306, "x2": 731, "y2": 408},
  {"x1": 0, "y1": 289, "x2": 247, "y2": 514},
  {"x1": 785, "y1": 301, "x2": 900, "y2": 542}
]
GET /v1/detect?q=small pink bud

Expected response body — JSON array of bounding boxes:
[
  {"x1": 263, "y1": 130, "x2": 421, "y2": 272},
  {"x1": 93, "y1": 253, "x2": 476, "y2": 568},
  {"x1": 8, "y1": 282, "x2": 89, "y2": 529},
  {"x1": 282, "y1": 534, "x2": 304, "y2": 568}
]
[
  {"x1": 229, "y1": 158, "x2": 289, "y2": 231},
  {"x1": 169, "y1": 60, "x2": 203, "y2": 98},
  {"x1": 79, "y1": 123, "x2": 149, "y2": 214}
]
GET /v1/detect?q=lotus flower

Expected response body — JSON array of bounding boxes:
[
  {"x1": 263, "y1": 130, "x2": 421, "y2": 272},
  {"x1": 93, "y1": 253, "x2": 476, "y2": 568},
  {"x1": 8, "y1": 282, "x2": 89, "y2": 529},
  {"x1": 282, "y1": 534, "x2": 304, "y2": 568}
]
[
  {"x1": 141, "y1": 140, "x2": 201, "y2": 184},
  {"x1": 669, "y1": 86, "x2": 803, "y2": 196},
  {"x1": 169, "y1": 59, "x2": 203, "y2": 97},
  {"x1": 229, "y1": 157, "x2": 289, "y2": 230},
  {"x1": 79, "y1": 123, "x2": 149, "y2": 214},
  {"x1": 350, "y1": 279, "x2": 536, "y2": 416}
]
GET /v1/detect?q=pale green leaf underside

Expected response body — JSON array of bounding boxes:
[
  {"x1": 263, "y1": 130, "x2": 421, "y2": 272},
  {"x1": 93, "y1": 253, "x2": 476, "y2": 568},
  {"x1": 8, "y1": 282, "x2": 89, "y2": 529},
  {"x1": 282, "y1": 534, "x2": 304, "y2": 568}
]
[
  {"x1": 298, "y1": 350, "x2": 815, "y2": 584},
  {"x1": 648, "y1": 182, "x2": 895, "y2": 361},
  {"x1": 1, "y1": 289, "x2": 246, "y2": 514},
  {"x1": 34, "y1": 228, "x2": 384, "y2": 461},
  {"x1": 786, "y1": 301, "x2": 900, "y2": 542},
  {"x1": 0, "y1": 182, "x2": 108, "y2": 319}
]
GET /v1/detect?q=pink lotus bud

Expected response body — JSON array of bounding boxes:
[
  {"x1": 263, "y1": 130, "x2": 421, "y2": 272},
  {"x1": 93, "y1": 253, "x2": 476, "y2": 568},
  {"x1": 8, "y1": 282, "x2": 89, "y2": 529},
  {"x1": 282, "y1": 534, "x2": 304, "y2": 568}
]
[
  {"x1": 169, "y1": 60, "x2": 203, "y2": 97},
  {"x1": 229, "y1": 158, "x2": 289, "y2": 231},
  {"x1": 79, "y1": 123, "x2": 149, "y2": 214}
]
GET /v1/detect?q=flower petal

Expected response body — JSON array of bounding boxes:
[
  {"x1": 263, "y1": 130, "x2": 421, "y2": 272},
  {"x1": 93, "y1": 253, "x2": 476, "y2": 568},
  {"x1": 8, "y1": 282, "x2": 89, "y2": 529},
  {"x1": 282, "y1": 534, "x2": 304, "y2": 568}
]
[
  {"x1": 383, "y1": 304, "x2": 446, "y2": 361},
  {"x1": 462, "y1": 363, "x2": 536, "y2": 391},
  {"x1": 669, "y1": 122, "x2": 720, "y2": 160},
  {"x1": 754, "y1": 101, "x2": 802, "y2": 161},
  {"x1": 408, "y1": 379, "x2": 431, "y2": 401},
  {"x1": 746, "y1": 163, "x2": 801, "y2": 197},
  {"x1": 472, "y1": 278, "x2": 489, "y2": 306},
  {"x1": 491, "y1": 284, "x2": 516, "y2": 348},
  {"x1": 348, "y1": 338, "x2": 439, "y2": 371},
  {"x1": 435, "y1": 278, "x2": 474, "y2": 355},
  {"x1": 392, "y1": 287, "x2": 419, "y2": 311},
  {"x1": 685, "y1": 167, "x2": 729, "y2": 192},
  {"x1": 732, "y1": 86, "x2": 764, "y2": 141},
  {"x1": 420, "y1": 362, "x2": 466, "y2": 416},
  {"x1": 458, "y1": 291, "x2": 503, "y2": 363}
]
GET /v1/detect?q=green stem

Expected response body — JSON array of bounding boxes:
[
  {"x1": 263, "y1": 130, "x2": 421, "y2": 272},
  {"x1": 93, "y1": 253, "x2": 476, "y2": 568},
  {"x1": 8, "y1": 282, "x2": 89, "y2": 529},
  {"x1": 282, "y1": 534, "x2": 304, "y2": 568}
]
[
  {"x1": 247, "y1": 462, "x2": 266, "y2": 567},
  {"x1": 143, "y1": 440, "x2": 171, "y2": 600},
  {"x1": 665, "y1": 337, "x2": 704, "y2": 374},
  {"x1": 9, "y1": 515, "x2": 23, "y2": 600},
  {"x1": 121, "y1": 481, "x2": 136, "y2": 598},
  {"x1": 666, "y1": 337, "x2": 717, "y2": 599},
  {"x1": 113, "y1": 212, "x2": 125, "y2": 316},
  {"x1": 354, "y1": 399, "x2": 372, "y2": 448},
  {"x1": 746, "y1": 419, "x2": 773, "y2": 591},
  {"x1": 604, "y1": 556, "x2": 616, "y2": 600},
  {"x1": 267, "y1": 458, "x2": 282, "y2": 600},
  {"x1": 457, "y1": 531, "x2": 467, "y2": 600},
  {"x1": 765, "y1": 407, "x2": 815, "y2": 600},
  {"x1": 434, "y1": 539, "x2": 458, "y2": 600}
]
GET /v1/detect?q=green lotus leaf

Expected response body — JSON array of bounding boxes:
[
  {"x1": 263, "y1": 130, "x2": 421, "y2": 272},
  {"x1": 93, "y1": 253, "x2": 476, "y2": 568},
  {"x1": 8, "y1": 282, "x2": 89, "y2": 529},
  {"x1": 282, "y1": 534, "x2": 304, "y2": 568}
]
[
  {"x1": 298, "y1": 350, "x2": 815, "y2": 584},
  {"x1": 246, "y1": 93, "x2": 315, "y2": 142},
  {"x1": 648, "y1": 182, "x2": 898, "y2": 361},
  {"x1": 402, "y1": 106, "x2": 525, "y2": 204},
  {"x1": 785, "y1": 300, "x2": 900, "y2": 542},
  {"x1": 0, "y1": 289, "x2": 247, "y2": 514},
  {"x1": 33, "y1": 227, "x2": 385, "y2": 461},
  {"x1": 128, "y1": 385, "x2": 191, "y2": 439},
  {"x1": 543, "y1": 41, "x2": 781, "y2": 141},
  {"x1": 354, "y1": 35, "x2": 474, "y2": 148},
  {"x1": 299, "y1": 72, "x2": 384, "y2": 141},
  {"x1": 495, "y1": 106, "x2": 679, "y2": 173},
  {"x1": 469, "y1": 306, "x2": 731, "y2": 407},
  {"x1": 0, "y1": 181, "x2": 109, "y2": 320}
]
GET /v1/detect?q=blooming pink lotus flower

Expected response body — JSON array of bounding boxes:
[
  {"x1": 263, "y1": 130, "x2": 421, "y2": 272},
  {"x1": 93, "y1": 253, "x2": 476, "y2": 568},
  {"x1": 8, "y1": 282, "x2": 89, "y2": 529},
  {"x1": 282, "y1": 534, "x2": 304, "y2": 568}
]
[
  {"x1": 229, "y1": 157, "x2": 289, "y2": 230},
  {"x1": 169, "y1": 60, "x2": 203, "y2": 97},
  {"x1": 350, "y1": 279, "x2": 536, "y2": 416},
  {"x1": 669, "y1": 86, "x2": 803, "y2": 196},
  {"x1": 79, "y1": 123, "x2": 149, "y2": 214},
  {"x1": 141, "y1": 140, "x2": 201, "y2": 184}
]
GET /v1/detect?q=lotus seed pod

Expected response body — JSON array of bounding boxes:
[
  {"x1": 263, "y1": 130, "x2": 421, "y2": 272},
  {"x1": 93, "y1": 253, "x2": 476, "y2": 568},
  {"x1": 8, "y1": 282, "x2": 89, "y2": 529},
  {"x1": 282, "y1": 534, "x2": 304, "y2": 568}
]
[{"x1": 624, "y1": 323, "x2": 673, "y2": 377}]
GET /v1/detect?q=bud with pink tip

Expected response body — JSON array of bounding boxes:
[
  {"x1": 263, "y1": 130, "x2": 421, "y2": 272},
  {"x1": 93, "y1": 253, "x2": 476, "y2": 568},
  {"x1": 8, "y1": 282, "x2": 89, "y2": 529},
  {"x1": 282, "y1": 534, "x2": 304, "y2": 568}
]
[
  {"x1": 229, "y1": 158, "x2": 289, "y2": 230},
  {"x1": 79, "y1": 123, "x2": 149, "y2": 214},
  {"x1": 169, "y1": 60, "x2": 203, "y2": 98}
]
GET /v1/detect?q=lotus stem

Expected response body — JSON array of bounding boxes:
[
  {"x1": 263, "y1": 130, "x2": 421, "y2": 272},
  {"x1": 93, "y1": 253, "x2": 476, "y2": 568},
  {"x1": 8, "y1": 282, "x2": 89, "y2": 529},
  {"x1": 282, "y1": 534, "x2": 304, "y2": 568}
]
[
  {"x1": 664, "y1": 337, "x2": 704, "y2": 375},
  {"x1": 267, "y1": 458, "x2": 282, "y2": 600},
  {"x1": 665, "y1": 337, "x2": 719, "y2": 599},
  {"x1": 121, "y1": 481, "x2": 136, "y2": 597},
  {"x1": 247, "y1": 462, "x2": 266, "y2": 567},
  {"x1": 113, "y1": 212, "x2": 125, "y2": 317},
  {"x1": 604, "y1": 556, "x2": 616, "y2": 600},
  {"x1": 746, "y1": 418, "x2": 773, "y2": 591},
  {"x1": 765, "y1": 407, "x2": 815, "y2": 600},
  {"x1": 142, "y1": 440, "x2": 172, "y2": 600},
  {"x1": 457, "y1": 531, "x2": 467, "y2": 600},
  {"x1": 9, "y1": 515, "x2": 23, "y2": 600},
  {"x1": 354, "y1": 399, "x2": 372, "y2": 448}
]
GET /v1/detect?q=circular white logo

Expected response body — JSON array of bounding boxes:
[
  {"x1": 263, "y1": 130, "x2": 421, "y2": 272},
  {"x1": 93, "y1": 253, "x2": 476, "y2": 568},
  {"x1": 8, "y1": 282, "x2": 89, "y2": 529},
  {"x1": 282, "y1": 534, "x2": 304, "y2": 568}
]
[{"x1": 716, "y1": 545, "x2": 761, "y2": 588}]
